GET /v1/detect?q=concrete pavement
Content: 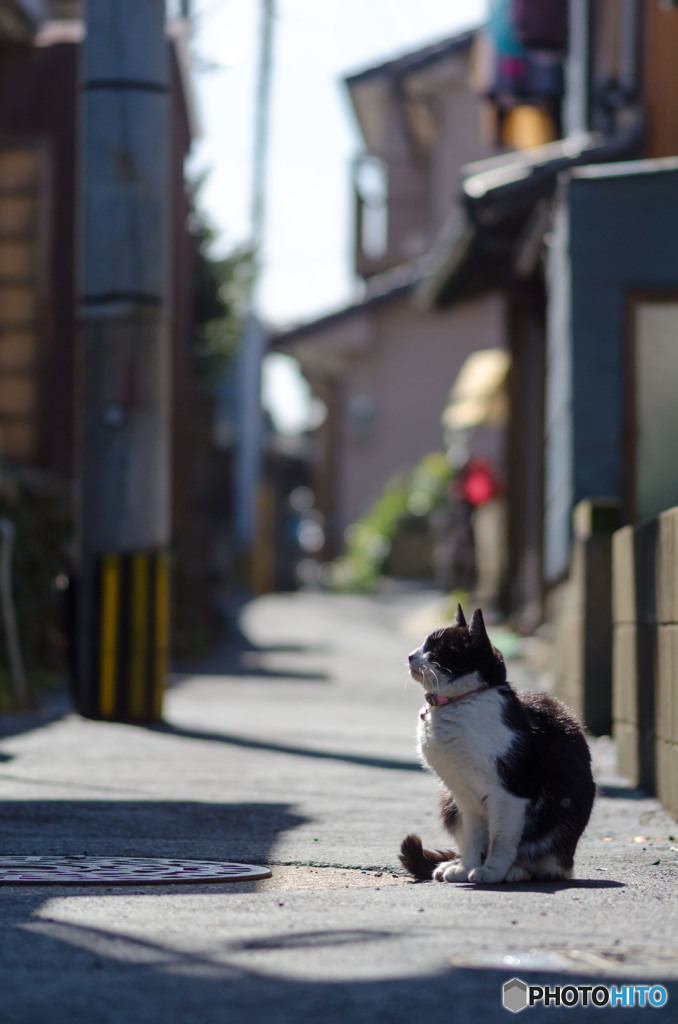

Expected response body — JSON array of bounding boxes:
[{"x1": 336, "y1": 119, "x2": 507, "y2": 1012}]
[{"x1": 1, "y1": 589, "x2": 677, "y2": 1023}]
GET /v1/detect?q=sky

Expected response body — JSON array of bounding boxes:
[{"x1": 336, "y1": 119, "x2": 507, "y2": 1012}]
[{"x1": 188, "y1": 0, "x2": 488, "y2": 430}]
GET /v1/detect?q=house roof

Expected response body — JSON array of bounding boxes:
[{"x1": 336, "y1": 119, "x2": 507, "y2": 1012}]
[
  {"x1": 344, "y1": 29, "x2": 476, "y2": 87},
  {"x1": 569, "y1": 155, "x2": 678, "y2": 180},
  {"x1": 344, "y1": 27, "x2": 478, "y2": 158},
  {"x1": 421, "y1": 126, "x2": 644, "y2": 308},
  {"x1": 271, "y1": 258, "x2": 427, "y2": 350},
  {"x1": 460, "y1": 129, "x2": 643, "y2": 220}
]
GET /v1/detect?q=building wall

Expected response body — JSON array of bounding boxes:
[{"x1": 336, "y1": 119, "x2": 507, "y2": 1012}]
[
  {"x1": 338, "y1": 291, "x2": 506, "y2": 534},
  {"x1": 632, "y1": 300, "x2": 678, "y2": 522},
  {"x1": 356, "y1": 40, "x2": 492, "y2": 276},
  {"x1": 0, "y1": 40, "x2": 78, "y2": 476},
  {"x1": 0, "y1": 35, "x2": 194, "y2": 489},
  {"x1": 424, "y1": 56, "x2": 492, "y2": 237},
  {"x1": 544, "y1": 164, "x2": 678, "y2": 581},
  {"x1": 380, "y1": 94, "x2": 429, "y2": 265},
  {"x1": 644, "y1": 0, "x2": 678, "y2": 159}
]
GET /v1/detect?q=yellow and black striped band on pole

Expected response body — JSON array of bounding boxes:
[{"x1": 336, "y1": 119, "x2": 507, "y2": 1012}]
[{"x1": 94, "y1": 550, "x2": 170, "y2": 722}]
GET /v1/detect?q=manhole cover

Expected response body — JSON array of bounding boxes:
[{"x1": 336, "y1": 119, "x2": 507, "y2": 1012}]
[{"x1": 0, "y1": 857, "x2": 271, "y2": 885}]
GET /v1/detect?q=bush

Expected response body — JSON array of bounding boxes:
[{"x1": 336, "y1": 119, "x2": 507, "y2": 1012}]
[
  {"x1": 329, "y1": 452, "x2": 452, "y2": 591},
  {"x1": 0, "y1": 469, "x2": 74, "y2": 706}
]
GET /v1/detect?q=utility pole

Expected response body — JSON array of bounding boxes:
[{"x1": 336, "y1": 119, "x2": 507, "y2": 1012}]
[
  {"x1": 234, "y1": 0, "x2": 275, "y2": 590},
  {"x1": 75, "y1": 0, "x2": 171, "y2": 721},
  {"x1": 251, "y1": 0, "x2": 274, "y2": 253}
]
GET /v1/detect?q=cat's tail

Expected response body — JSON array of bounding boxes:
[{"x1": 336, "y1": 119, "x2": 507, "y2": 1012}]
[{"x1": 399, "y1": 833, "x2": 458, "y2": 881}]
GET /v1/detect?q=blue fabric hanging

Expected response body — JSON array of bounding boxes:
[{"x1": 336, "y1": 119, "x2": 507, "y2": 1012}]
[{"x1": 487, "y1": 0, "x2": 527, "y2": 57}]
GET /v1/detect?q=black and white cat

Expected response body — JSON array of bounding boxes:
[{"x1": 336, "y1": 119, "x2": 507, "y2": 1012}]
[{"x1": 400, "y1": 605, "x2": 595, "y2": 884}]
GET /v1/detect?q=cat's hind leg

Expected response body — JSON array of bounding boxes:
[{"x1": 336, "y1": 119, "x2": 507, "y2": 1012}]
[
  {"x1": 528, "y1": 854, "x2": 572, "y2": 881},
  {"x1": 434, "y1": 812, "x2": 487, "y2": 882},
  {"x1": 440, "y1": 790, "x2": 463, "y2": 839},
  {"x1": 504, "y1": 856, "x2": 571, "y2": 882},
  {"x1": 432, "y1": 858, "x2": 467, "y2": 882}
]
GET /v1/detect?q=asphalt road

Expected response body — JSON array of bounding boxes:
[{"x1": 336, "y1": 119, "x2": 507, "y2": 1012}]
[{"x1": 0, "y1": 589, "x2": 676, "y2": 1023}]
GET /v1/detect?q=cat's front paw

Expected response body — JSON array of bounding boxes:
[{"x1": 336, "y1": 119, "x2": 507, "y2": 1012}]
[
  {"x1": 468, "y1": 864, "x2": 506, "y2": 884},
  {"x1": 433, "y1": 861, "x2": 471, "y2": 882}
]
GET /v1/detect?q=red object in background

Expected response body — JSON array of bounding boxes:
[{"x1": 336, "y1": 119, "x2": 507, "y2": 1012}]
[{"x1": 463, "y1": 460, "x2": 498, "y2": 507}]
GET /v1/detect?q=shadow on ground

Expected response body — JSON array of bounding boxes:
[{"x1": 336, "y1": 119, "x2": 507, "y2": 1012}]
[
  {"x1": 0, "y1": 799, "x2": 306, "y2": 863},
  {"x1": 147, "y1": 721, "x2": 423, "y2": 774},
  {"x1": 0, "y1": 690, "x2": 72, "y2": 742},
  {"x1": 172, "y1": 614, "x2": 330, "y2": 684},
  {"x1": 596, "y1": 784, "x2": 649, "y2": 801},
  {"x1": 462, "y1": 878, "x2": 625, "y2": 893},
  {"x1": 0, "y1": 902, "x2": 675, "y2": 1024}
]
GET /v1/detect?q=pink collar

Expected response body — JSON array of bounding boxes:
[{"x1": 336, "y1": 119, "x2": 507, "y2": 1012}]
[{"x1": 420, "y1": 685, "x2": 487, "y2": 719}]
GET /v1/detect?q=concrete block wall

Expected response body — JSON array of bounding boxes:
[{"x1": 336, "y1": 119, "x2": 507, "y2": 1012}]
[
  {"x1": 612, "y1": 507, "x2": 678, "y2": 816},
  {"x1": 552, "y1": 544, "x2": 586, "y2": 722},
  {"x1": 552, "y1": 501, "x2": 617, "y2": 735},
  {"x1": 612, "y1": 520, "x2": 657, "y2": 791},
  {"x1": 655, "y1": 509, "x2": 678, "y2": 817}
]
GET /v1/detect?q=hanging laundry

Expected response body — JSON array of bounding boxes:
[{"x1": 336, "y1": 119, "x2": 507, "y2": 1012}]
[
  {"x1": 488, "y1": 0, "x2": 527, "y2": 58},
  {"x1": 511, "y1": 0, "x2": 568, "y2": 52}
]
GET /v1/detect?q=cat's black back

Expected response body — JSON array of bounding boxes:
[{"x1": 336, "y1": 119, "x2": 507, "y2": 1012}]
[{"x1": 499, "y1": 688, "x2": 596, "y2": 868}]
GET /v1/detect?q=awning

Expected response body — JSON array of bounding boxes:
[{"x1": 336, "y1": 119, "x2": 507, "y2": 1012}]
[{"x1": 442, "y1": 348, "x2": 511, "y2": 430}]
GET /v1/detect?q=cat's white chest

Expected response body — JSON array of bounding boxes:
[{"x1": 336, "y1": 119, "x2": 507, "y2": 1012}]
[{"x1": 417, "y1": 690, "x2": 513, "y2": 804}]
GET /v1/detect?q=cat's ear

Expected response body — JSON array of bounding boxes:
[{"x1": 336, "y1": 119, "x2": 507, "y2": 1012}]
[
  {"x1": 469, "y1": 608, "x2": 489, "y2": 646},
  {"x1": 452, "y1": 603, "x2": 467, "y2": 628}
]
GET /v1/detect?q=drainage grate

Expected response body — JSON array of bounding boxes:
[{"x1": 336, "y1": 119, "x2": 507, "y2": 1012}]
[{"x1": 0, "y1": 856, "x2": 271, "y2": 885}]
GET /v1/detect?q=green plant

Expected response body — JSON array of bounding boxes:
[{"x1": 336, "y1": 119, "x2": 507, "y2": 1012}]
[
  {"x1": 329, "y1": 452, "x2": 453, "y2": 591},
  {"x1": 188, "y1": 185, "x2": 254, "y2": 384}
]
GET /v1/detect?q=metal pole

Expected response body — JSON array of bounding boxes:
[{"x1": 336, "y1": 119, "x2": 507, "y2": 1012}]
[
  {"x1": 234, "y1": 0, "x2": 275, "y2": 579},
  {"x1": 75, "y1": 0, "x2": 171, "y2": 721},
  {"x1": 251, "y1": 0, "x2": 274, "y2": 256}
]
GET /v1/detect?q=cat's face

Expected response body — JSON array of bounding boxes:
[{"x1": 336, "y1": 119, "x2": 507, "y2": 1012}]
[
  {"x1": 408, "y1": 607, "x2": 506, "y2": 692},
  {"x1": 408, "y1": 626, "x2": 478, "y2": 691}
]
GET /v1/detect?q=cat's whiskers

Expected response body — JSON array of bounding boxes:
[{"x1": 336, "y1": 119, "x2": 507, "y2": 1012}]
[{"x1": 421, "y1": 661, "x2": 439, "y2": 693}]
